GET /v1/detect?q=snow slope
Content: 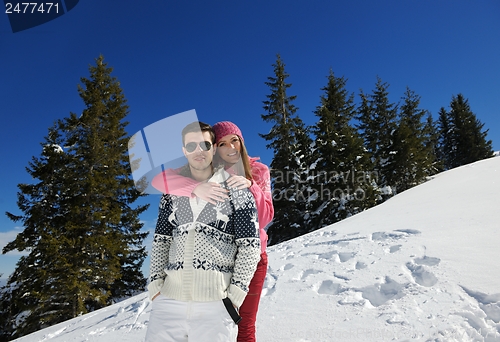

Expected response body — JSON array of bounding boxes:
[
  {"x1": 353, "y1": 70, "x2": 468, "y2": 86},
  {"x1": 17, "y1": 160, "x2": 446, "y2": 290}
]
[{"x1": 12, "y1": 157, "x2": 500, "y2": 342}]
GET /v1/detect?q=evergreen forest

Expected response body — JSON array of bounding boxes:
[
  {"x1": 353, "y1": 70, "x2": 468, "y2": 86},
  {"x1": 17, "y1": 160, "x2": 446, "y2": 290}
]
[{"x1": 261, "y1": 54, "x2": 494, "y2": 245}]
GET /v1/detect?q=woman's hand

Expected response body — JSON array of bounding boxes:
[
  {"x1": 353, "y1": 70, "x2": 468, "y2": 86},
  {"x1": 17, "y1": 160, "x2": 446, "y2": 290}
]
[
  {"x1": 227, "y1": 175, "x2": 252, "y2": 190},
  {"x1": 193, "y1": 182, "x2": 229, "y2": 205}
]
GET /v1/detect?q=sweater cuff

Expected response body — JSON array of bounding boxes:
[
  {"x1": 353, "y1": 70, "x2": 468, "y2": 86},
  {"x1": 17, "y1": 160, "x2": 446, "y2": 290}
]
[
  {"x1": 147, "y1": 279, "x2": 164, "y2": 301},
  {"x1": 227, "y1": 284, "x2": 247, "y2": 308}
]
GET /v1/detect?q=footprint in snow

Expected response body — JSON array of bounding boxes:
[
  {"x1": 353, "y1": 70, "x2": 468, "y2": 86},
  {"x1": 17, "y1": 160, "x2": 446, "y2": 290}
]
[
  {"x1": 389, "y1": 245, "x2": 402, "y2": 253},
  {"x1": 338, "y1": 252, "x2": 356, "y2": 262},
  {"x1": 358, "y1": 276, "x2": 405, "y2": 307},
  {"x1": 317, "y1": 251, "x2": 337, "y2": 260},
  {"x1": 371, "y1": 231, "x2": 405, "y2": 241},
  {"x1": 413, "y1": 255, "x2": 441, "y2": 266},
  {"x1": 262, "y1": 269, "x2": 278, "y2": 296},
  {"x1": 300, "y1": 269, "x2": 322, "y2": 280},
  {"x1": 303, "y1": 250, "x2": 354, "y2": 262},
  {"x1": 406, "y1": 262, "x2": 438, "y2": 287},
  {"x1": 316, "y1": 280, "x2": 347, "y2": 295},
  {"x1": 372, "y1": 229, "x2": 421, "y2": 242},
  {"x1": 355, "y1": 261, "x2": 367, "y2": 270}
]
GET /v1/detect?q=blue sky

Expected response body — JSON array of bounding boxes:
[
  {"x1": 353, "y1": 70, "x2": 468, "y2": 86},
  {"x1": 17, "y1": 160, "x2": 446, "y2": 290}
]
[{"x1": 1, "y1": 0, "x2": 499, "y2": 280}]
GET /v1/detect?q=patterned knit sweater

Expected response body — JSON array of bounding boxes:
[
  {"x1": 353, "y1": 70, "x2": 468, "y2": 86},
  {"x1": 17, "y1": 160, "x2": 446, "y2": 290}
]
[
  {"x1": 147, "y1": 168, "x2": 261, "y2": 308},
  {"x1": 151, "y1": 157, "x2": 274, "y2": 253}
]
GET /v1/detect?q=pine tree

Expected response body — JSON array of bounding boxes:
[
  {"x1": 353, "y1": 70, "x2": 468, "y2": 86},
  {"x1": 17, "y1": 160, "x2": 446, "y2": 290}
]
[
  {"x1": 2, "y1": 56, "x2": 149, "y2": 339},
  {"x1": 282, "y1": 120, "x2": 315, "y2": 239},
  {"x1": 437, "y1": 107, "x2": 453, "y2": 169},
  {"x1": 422, "y1": 112, "x2": 442, "y2": 174},
  {"x1": 309, "y1": 70, "x2": 377, "y2": 228},
  {"x1": 449, "y1": 94, "x2": 494, "y2": 167},
  {"x1": 439, "y1": 94, "x2": 494, "y2": 169},
  {"x1": 59, "y1": 56, "x2": 149, "y2": 304},
  {"x1": 1, "y1": 126, "x2": 76, "y2": 338},
  {"x1": 0, "y1": 279, "x2": 16, "y2": 341},
  {"x1": 390, "y1": 88, "x2": 436, "y2": 193},
  {"x1": 260, "y1": 54, "x2": 313, "y2": 244},
  {"x1": 357, "y1": 77, "x2": 398, "y2": 199}
]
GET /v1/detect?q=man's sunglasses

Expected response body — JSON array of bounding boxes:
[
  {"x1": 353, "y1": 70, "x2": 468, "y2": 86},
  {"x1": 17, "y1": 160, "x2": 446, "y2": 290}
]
[{"x1": 184, "y1": 141, "x2": 213, "y2": 153}]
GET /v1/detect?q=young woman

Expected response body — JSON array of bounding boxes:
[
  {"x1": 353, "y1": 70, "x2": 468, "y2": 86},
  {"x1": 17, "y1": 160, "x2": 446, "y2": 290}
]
[{"x1": 151, "y1": 121, "x2": 274, "y2": 342}]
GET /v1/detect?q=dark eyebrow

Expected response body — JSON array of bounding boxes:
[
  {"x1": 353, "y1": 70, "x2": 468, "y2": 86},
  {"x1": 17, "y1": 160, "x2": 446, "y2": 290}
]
[{"x1": 219, "y1": 135, "x2": 238, "y2": 143}]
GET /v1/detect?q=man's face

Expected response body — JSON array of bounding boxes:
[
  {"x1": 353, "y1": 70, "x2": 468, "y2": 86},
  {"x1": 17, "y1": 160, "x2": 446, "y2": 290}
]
[{"x1": 183, "y1": 131, "x2": 215, "y2": 172}]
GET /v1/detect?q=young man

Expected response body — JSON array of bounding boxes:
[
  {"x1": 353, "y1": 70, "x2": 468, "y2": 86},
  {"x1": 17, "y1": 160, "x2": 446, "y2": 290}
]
[{"x1": 145, "y1": 121, "x2": 261, "y2": 342}]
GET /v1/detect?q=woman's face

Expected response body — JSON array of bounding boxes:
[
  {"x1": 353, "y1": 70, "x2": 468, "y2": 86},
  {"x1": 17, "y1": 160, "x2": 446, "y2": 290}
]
[{"x1": 216, "y1": 134, "x2": 241, "y2": 165}]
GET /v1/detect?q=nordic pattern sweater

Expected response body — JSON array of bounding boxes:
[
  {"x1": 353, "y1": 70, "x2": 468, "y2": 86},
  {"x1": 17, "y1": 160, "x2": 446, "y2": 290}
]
[
  {"x1": 147, "y1": 168, "x2": 261, "y2": 308},
  {"x1": 151, "y1": 157, "x2": 273, "y2": 253}
]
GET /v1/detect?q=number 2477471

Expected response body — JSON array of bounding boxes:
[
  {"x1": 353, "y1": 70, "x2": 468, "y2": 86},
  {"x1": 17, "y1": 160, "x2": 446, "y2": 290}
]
[{"x1": 5, "y1": 2, "x2": 60, "y2": 14}]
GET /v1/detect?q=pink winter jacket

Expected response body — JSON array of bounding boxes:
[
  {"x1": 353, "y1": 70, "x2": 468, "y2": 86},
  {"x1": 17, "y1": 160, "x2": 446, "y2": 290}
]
[{"x1": 151, "y1": 157, "x2": 274, "y2": 253}]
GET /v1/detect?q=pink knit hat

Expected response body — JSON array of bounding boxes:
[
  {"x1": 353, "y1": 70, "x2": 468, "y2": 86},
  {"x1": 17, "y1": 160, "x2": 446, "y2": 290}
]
[{"x1": 212, "y1": 121, "x2": 244, "y2": 144}]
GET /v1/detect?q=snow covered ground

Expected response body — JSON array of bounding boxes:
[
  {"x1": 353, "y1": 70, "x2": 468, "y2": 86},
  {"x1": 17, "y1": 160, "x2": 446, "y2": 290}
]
[{"x1": 12, "y1": 157, "x2": 500, "y2": 342}]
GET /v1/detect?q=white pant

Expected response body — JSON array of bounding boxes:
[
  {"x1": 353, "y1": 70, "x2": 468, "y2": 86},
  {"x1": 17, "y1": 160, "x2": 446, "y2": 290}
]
[{"x1": 145, "y1": 296, "x2": 237, "y2": 342}]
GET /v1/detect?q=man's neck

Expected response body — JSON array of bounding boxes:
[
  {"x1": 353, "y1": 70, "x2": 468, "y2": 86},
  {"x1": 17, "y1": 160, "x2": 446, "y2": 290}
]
[{"x1": 190, "y1": 166, "x2": 213, "y2": 182}]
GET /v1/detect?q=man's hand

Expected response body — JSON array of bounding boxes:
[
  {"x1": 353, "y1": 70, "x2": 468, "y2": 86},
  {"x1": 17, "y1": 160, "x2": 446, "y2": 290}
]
[
  {"x1": 193, "y1": 182, "x2": 229, "y2": 204},
  {"x1": 226, "y1": 175, "x2": 251, "y2": 190}
]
